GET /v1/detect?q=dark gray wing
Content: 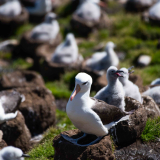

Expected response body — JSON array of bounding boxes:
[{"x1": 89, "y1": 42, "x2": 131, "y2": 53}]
[
  {"x1": 0, "y1": 90, "x2": 22, "y2": 113},
  {"x1": 91, "y1": 97, "x2": 127, "y2": 125}
]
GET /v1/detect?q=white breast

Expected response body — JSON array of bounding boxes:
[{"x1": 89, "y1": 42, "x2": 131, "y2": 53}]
[{"x1": 74, "y1": 1, "x2": 101, "y2": 21}]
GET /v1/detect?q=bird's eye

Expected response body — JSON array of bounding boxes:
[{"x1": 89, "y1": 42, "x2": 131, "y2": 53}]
[{"x1": 82, "y1": 82, "x2": 88, "y2": 85}]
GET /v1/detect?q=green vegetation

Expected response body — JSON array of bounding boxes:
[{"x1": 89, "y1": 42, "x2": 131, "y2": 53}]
[
  {"x1": 46, "y1": 81, "x2": 71, "y2": 99},
  {"x1": 141, "y1": 117, "x2": 160, "y2": 142},
  {"x1": 0, "y1": 0, "x2": 160, "y2": 158},
  {"x1": 27, "y1": 110, "x2": 75, "y2": 160}
]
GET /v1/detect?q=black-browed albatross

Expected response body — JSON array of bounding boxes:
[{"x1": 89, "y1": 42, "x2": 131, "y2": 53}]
[{"x1": 61, "y1": 72, "x2": 129, "y2": 146}]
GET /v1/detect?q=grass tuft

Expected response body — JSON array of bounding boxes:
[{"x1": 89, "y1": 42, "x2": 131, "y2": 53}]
[{"x1": 141, "y1": 117, "x2": 160, "y2": 142}]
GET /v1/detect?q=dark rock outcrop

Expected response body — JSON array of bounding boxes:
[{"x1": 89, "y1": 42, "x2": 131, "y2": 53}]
[
  {"x1": 0, "y1": 8, "x2": 28, "y2": 37},
  {"x1": 0, "y1": 111, "x2": 31, "y2": 152},
  {"x1": 142, "y1": 95, "x2": 160, "y2": 118},
  {"x1": 110, "y1": 104, "x2": 147, "y2": 147},
  {"x1": 0, "y1": 70, "x2": 45, "y2": 90},
  {"x1": 53, "y1": 129, "x2": 115, "y2": 160},
  {"x1": 115, "y1": 139, "x2": 160, "y2": 160},
  {"x1": 0, "y1": 130, "x2": 7, "y2": 149},
  {"x1": 15, "y1": 87, "x2": 56, "y2": 136}
]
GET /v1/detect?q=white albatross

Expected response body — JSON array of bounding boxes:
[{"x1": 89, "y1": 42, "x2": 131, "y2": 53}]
[
  {"x1": 62, "y1": 72, "x2": 128, "y2": 146},
  {"x1": 30, "y1": 12, "x2": 59, "y2": 41},
  {"x1": 118, "y1": 66, "x2": 142, "y2": 103},
  {"x1": 0, "y1": 146, "x2": 30, "y2": 160},
  {"x1": 51, "y1": 33, "x2": 83, "y2": 64},
  {"x1": 74, "y1": 0, "x2": 105, "y2": 22},
  {"x1": 0, "y1": 0, "x2": 22, "y2": 18},
  {"x1": 86, "y1": 42, "x2": 119, "y2": 71},
  {"x1": 0, "y1": 97, "x2": 18, "y2": 124},
  {"x1": 26, "y1": 0, "x2": 52, "y2": 16}
]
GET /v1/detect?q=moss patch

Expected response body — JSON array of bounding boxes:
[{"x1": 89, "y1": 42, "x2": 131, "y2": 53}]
[{"x1": 141, "y1": 117, "x2": 160, "y2": 142}]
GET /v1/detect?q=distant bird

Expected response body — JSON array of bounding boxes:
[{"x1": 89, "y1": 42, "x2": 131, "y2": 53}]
[
  {"x1": 94, "y1": 66, "x2": 126, "y2": 112},
  {"x1": 143, "y1": 86, "x2": 160, "y2": 104},
  {"x1": 74, "y1": 0, "x2": 105, "y2": 22},
  {"x1": 0, "y1": 97, "x2": 18, "y2": 124},
  {"x1": 51, "y1": 33, "x2": 83, "y2": 64},
  {"x1": 0, "y1": 146, "x2": 30, "y2": 160},
  {"x1": 0, "y1": 0, "x2": 22, "y2": 18},
  {"x1": 30, "y1": 12, "x2": 59, "y2": 41},
  {"x1": 26, "y1": 0, "x2": 52, "y2": 16},
  {"x1": 151, "y1": 78, "x2": 160, "y2": 85},
  {"x1": 118, "y1": 66, "x2": 142, "y2": 103},
  {"x1": 0, "y1": 40, "x2": 18, "y2": 52},
  {"x1": 86, "y1": 42, "x2": 119, "y2": 71},
  {"x1": 62, "y1": 72, "x2": 128, "y2": 146},
  {"x1": 149, "y1": 1, "x2": 160, "y2": 19}
]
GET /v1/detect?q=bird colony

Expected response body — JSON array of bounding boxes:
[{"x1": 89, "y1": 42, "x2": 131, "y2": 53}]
[{"x1": 0, "y1": 0, "x2": 160, "y2": 159}]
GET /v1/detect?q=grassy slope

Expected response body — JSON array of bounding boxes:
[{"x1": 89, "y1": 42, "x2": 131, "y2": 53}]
[{"x1": 1, "y1": 0, "x2": 160, "y2": 158}]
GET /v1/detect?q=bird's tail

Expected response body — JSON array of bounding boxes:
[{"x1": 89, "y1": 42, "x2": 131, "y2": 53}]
[
  {"x1": 104, "y1": 121, "x2": 115, "y2": 130},
  {"x1": 1, "y1": 111, "x2": 18, "y2": 123}
]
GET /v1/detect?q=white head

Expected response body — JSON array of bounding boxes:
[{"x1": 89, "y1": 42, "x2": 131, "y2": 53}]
[
  {"x1": 118, "y1": 66, "x2": 134, "y2": 84},
  {"x1": 45, "y1": 12, "x2": 57, "y2": 23},
  {"x1": 64, "y1": 33, "x2": 76, "y2": 46},
  {"x1": 70, "y1": 73, "x2": 92, "y2": 101},
  {"x1": 105, "y1": 41, "x2": 116, "y2": 50},
  {"x1": 106, "y1": 66, "x2": 124, "y2": 83},
  {"x1": 0, "y1": 146, "x2": 30, "y2": 160},
  {"x1": 66, "y1": 33, "x2": 75, "y2": 41}
]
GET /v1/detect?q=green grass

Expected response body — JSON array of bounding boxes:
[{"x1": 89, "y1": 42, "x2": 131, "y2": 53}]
[
  {"x1": 27, "y1": 109, "x2": 75, "y2": 160},
  {"x1": 11, "y1": 58, "x2": 33, "y2": 70},
  {"x1": 1, "y1": 1, "x2": 160, "y2": 158},
  {"x1": 141, "y1": 117, "x2": 160, "y2": 142},
  {"x1": 45, "y1": 81, "x2": 71, "y2": 99}
]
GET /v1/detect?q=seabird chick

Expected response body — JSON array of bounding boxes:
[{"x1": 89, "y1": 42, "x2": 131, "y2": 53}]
[
  {"x1": 86, "y1": 42, "x2": 119, "y2": 71},
  {"x1": 119, "y1": 66, "x2": 142, "y2": 103},
  {"x1": 0, "y1": 0, "x2": 22, "y2": 18},
  {"x1": 94, "y1": 66, "x2": 126, "y2": 112},
  {"x1": 30, "y1": 12, "x2": 59, "y2": 41},
  {"x1": 74, "y1": 0, "x2": 105, "y2": 22},
  {"x1": 62, "y1": 72, "x2": 127, "y2": 146},
  {"x1": 0, "y1": 146, "x2": 30, "y2": 160},
  {"x1": 51, "y1": 33, "x2": 83, "y2": 64}
]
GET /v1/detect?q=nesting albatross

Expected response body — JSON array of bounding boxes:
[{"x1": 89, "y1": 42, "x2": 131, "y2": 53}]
[
  {"x1": 0, "y1": 0, "x2": 22, "y2": 18},
  {"x1": 0, "y1": 146, "x2": 30, "y2": 160},
  {"x1": 30, "y1": 12, "x2": 59, "y2": 41},
  {"x1": 62, "y1": 72, "x2": 128, "y2": 146},
  {"x1": 86, "y1": 42, "x2": 119, "y2": 71},
  {"x1": 74, "y1": 0, "x2": 105, "y2": 22},
  {"x1": 51, "y1": 33, "x2": 83, "y2": 64}
]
